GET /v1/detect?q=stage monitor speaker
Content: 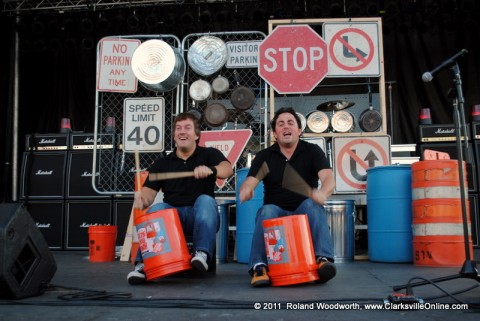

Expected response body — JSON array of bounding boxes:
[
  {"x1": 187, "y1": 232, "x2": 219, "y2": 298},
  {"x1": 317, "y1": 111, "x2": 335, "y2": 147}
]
[
  {"x1": 65, "y1": 200, "x2": 112, "y2": 249},
  {"x1": 0, "y1": 203, "x2": 57, "y2": 299},
  {"x1": 25, "y1": 201, "x2": 64, "y2": 249},
  {"x1": 418, "y1": 142, "x2": 477, "y2": 192},
  {"x1": 20, "y1": 151, "x2": 67, "y2": 199}
]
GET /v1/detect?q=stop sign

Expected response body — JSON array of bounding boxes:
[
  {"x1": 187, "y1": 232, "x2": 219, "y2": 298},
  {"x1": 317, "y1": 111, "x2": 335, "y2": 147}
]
[{"x1": 258, "y1": 25, "x2": 328, "y2": 94}]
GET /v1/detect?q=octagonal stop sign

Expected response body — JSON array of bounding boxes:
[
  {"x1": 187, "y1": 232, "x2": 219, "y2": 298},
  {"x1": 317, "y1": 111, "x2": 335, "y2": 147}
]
[{"x1": 258, "y1": 25, "x2": 328, "y2": 94}]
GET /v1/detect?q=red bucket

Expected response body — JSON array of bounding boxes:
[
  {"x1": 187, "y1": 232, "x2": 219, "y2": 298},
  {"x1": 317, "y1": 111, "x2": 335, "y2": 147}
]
[
  {"x1": 134, "y1": 208, "x2": 192, "y2": 280},
  {"x1": 88, "y1": 225, "x2": 117, "y2": 262},
  {"x1": 262, "y1": 215, "x2": 318, "y2": 286}
]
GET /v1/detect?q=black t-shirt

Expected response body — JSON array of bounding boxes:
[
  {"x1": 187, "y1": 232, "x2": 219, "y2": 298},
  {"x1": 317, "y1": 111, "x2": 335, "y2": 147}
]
[
  {"x1": 247, "y1": 140, "x2": 331, "y2": 211},
  {"x1": 143, "y1": 145, "x2": 229, "y2": 206}
]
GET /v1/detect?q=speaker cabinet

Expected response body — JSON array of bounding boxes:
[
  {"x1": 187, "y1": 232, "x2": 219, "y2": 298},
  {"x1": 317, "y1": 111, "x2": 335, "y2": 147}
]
[
  {"x1": 113, "y1": 152, "x2": 137, "y2": 193},
  {"x1": 65, "y1": 200, "x2": 112, "y2": 249},
  {"x1": 418, "y1": 143, "x2": 477, "y2": 192},
  {"x1": 66, "y1": 150, "x2": 114, "y2": 198},
  {"x1": 0, "y1": 203, "x2": 57, "y2": 299},
  {"x1": 20, "y1": 151, "x2": 67, "y2": 199},
  {"x1": 24, "y1": 201, "x2": 64, "y2": 249},
  {"x1": 113, "y1": 199, "x2": 133, "y2": 246}
]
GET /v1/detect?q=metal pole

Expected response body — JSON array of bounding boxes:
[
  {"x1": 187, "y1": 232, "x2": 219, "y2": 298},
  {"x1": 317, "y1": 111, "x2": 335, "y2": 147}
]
[{"x1": 12, "y1": 16, "x2": 20, "y2": 201}]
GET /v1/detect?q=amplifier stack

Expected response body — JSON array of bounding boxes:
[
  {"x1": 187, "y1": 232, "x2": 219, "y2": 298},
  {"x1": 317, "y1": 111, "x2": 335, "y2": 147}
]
[
  {"x1": 21, "y1": 133, "x2": 133, "y2": 250},
  {"x1": 418, "y1": 124, "x2": 479, "y2": 248}
]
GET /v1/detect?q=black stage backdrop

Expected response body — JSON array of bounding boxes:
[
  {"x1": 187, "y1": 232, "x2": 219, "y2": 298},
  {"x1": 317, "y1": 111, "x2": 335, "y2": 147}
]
[{"x1": 1, "y1": 1, "x2": 480, "y2": 201}]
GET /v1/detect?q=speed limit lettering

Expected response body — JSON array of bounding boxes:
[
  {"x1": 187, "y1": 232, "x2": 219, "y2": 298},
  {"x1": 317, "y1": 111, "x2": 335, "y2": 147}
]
[{"x1": 123, "y1": 97, "x2": 165, "y2": 152}]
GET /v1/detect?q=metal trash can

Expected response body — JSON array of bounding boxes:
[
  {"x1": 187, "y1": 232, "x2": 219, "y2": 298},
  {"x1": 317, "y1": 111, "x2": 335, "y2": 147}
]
[
  {"x1": 216, "y1": 199, "x2": 235, "y2": 263},
  {"x1": 325, "y1": 200, "x2": 355, "y2": 263}
]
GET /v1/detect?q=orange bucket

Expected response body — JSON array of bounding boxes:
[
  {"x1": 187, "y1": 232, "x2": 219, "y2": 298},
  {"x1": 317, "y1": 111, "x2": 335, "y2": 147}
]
[
  {"x1": 88, "y1": 225, "x2": 117, "y2": 262},
  {"x1": 134, "y1": 208, "x2": 191, "y2": 280},
  {"x1": 411, "y1": 160, "x2": 473, "y2": 267},
  {"x1": 262, "y1": 215, "x2": 318, "y2": 286}
]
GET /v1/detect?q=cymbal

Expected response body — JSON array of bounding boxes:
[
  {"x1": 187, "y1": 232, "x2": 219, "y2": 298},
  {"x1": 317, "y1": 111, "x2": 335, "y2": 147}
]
[{"x1": 316, "y1": 100, "x2": 355, "y2": 111}]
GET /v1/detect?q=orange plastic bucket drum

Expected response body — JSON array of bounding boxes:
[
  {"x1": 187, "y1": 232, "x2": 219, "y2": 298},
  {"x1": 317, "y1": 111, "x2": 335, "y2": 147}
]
[
  {"x1": 262, "y1": 215, "x2": 318, "y2": 286},
  {"x1": 88, "y1": 225, "x2": 117, "y2": 262},
  {"x1": 411, "y1": 160, "x2": 473, "y2": 267},
  {"x1": 134, "y1": 208, "x2": 191, "y2": 280}
]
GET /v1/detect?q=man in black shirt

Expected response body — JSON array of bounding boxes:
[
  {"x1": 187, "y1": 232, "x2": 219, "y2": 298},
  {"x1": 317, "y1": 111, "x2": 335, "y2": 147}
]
[
  {"x1": 128, "y1": 112, "x2": 233, "y2": 284},
  {"x1": 239, "y1": 107, "x2": 336, "y2": 287}
]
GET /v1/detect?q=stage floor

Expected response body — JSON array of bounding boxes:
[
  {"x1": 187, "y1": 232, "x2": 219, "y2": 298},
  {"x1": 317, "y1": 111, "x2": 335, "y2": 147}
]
[{"x1": 1, "y1": 250, "x2": 480, "y2": 321}]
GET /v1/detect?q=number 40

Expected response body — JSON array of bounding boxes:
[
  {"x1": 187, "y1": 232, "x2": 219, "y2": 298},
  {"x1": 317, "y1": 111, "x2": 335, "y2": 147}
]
[{"x1": 127, "y1": 126, "x2": 161, "y2": 145}]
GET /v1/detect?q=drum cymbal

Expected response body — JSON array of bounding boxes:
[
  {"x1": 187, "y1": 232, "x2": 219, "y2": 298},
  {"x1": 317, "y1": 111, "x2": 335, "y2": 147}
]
[{"x1": 316, "y1": 100, "x2": 355, "y2": 111}]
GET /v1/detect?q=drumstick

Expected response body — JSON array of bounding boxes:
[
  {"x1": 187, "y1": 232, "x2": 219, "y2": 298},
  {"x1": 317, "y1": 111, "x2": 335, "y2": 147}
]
[
  {"x1": 149, "y1": 171, "x2": 195, "y2": 181},
  {"x1": 282, "y1": 163, "x2": 312, "y2": 197},
  {"x1": 134, "y1": 150, "x2": 141, "y2": 192},
  {"x1": 255, "y1": 162, "x2": 270, "y2": 181}
]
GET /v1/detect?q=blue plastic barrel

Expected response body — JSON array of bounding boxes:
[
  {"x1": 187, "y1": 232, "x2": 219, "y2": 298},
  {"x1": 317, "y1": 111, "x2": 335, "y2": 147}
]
[
  {"x1": 367, "y1": 165, "x2": 413, "y2": 263},
  {"x1": 235, "y1": 168, "x2": 264, "y2": 263}
]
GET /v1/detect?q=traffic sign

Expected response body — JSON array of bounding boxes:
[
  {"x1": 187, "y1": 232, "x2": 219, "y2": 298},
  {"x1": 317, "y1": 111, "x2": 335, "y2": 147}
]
[
  {"x1": 97, "y1": 37, "x2": 140, "y2": 93},
  {"x1": 323, "y1": 22, "x2": 380, "y2": 77},
  {"x1": 199, "y1": 129, "x2": 252, "y2": 188},
  {"x1": 258, "y1": 24, "x2": 328, "y2": 94},
  {"x1": 123, "y1": 97, "x2": 165, "y2": 152},
  {"x1": 332, "y1": 136, "x2": 390, "y2": 193}
]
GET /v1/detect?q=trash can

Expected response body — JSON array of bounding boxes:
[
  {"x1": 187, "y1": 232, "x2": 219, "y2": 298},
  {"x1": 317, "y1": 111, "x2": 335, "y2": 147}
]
[{"x1": 325, "y1": 200, "x2": 355, "y2": 263}]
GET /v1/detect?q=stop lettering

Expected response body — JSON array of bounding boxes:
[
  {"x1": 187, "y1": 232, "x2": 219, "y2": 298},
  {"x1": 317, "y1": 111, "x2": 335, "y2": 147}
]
[{"x1": 258, "y1": 25, "x2": 328, "y2": 94}]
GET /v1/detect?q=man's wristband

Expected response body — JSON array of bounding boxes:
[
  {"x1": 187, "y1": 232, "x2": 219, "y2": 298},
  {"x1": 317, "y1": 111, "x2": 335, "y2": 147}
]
[{"x1": 209, "y1": 166, "x2": 217, "y2": 177}]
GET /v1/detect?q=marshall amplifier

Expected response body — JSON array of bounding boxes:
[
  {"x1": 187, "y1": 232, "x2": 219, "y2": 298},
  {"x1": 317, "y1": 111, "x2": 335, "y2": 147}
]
[
  {"x1": 25, "y1": 134, "x2": 69, "y2": 151},
  {"x1": 113, "y1": 199, "x2": 134, "y2": 246},
  {"x1": 65, "y1": 200, "x2": 112, "y2": 249},
  {"x1": 24, "y1": 201, "x2": 64, "y2": 249},
  {"x1": 70, "y1": 133, "x2": 115, "y2": 150},
  {"x1": 66, "y1": 150, "x2": 114, "y2": 198},
  {"x1": 472, "y1": 122, "x2": 480, "y2": 140},
  {"x1": 20, "y1": 151, "x2": 67, "y2": 199},
  {"x1": 418, "y1": 124, "x2": 470, "y2": 142},
  {"x1": 418, "y1": 143, "x2": 477, "y2": 192},
  {"x1": 113, "y1": 151, "x2": 150, "y2": 193}
]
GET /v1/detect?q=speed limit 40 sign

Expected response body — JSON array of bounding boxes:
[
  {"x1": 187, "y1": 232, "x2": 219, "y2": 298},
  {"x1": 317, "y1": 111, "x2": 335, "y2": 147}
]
[{"x1": 123, "y1": 97, "x2": 165, "y2": 152}]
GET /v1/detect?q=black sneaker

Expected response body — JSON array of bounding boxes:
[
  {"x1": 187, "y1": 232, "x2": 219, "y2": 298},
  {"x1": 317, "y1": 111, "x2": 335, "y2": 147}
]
[
  {"x1": 251, "y1": 264, "x2": 270, "y2": 287},
  {"x1": 316, "y1": 257, "x2": 336, "y2": 284},
  {"x1": 127, "y1": 263, "x2": 146, "y2": 285}
]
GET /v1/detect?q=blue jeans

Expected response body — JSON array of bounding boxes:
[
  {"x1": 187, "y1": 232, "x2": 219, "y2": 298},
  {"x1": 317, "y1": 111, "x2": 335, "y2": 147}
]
[
  {"x1": 248, "y1": 198, "x2": 334, "y2": 272},
  {"x1": 135, "y1": 194, "x2": 219, "y2": 263}
]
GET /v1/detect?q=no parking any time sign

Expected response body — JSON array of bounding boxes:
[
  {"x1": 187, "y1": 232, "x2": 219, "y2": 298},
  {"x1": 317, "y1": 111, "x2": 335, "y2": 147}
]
[{"x1": 332, "y1": 136, "x2": 390, "y2": 193}]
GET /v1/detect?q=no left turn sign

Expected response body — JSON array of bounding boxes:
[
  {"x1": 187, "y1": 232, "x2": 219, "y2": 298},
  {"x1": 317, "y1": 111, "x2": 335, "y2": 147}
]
[{"x1": 323, "y1": 22, "x2": 381, "y2": 77}]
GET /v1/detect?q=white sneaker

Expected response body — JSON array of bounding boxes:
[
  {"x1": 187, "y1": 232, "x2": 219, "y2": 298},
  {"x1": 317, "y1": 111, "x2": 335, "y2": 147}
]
[
  {"x1": 127, "y1": 262, "x2": 146, "y2": 285},
  {"x1": 191, "y1": 251, "x2": 208, "y2": 272}
]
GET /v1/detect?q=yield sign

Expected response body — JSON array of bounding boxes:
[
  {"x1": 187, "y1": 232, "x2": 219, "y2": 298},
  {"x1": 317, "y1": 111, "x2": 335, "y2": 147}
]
[{"x1": 199, "y1": 129, "x2": 252, "y2": 188}]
